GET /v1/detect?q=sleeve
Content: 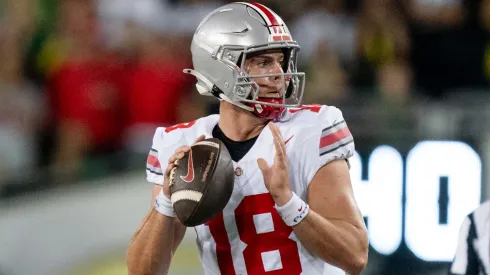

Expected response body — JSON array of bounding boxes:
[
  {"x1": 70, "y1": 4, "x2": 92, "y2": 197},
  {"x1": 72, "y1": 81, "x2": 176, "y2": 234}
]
[
  {"x1": 449, "y1": 214, "x2": 480, "y2": 275},
  {"x1": 299, "y1": 106, "x2": 355, "y2": 186},
  {"x1": 146, "y1": 127, "x2": 166, "y2": 185}
]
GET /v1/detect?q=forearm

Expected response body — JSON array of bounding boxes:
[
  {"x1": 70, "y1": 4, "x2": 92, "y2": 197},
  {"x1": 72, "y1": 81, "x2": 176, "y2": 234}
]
[
  {"x1": 293, "y1": 210, "x2": 368, "y2": 275},
  {"x1": 126, "y1": 209, "x2": 177, "y2": 275}
]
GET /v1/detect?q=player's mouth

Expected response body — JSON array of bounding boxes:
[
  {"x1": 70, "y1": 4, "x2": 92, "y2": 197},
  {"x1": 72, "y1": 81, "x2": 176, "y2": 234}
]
[{"x1": 262, "y1": 92, "x2": 281, "y2": 98}]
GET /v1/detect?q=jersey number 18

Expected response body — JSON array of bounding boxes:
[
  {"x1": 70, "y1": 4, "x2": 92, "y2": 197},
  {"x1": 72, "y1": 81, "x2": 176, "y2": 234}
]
[{"x1": 205, "y1": 193, "x2": 302, "y2": 274}]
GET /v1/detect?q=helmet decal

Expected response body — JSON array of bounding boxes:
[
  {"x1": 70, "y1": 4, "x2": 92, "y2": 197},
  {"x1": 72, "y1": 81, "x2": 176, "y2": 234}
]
[{"x1": 243, "y1": 2, "x2": 282, "y2": 26}]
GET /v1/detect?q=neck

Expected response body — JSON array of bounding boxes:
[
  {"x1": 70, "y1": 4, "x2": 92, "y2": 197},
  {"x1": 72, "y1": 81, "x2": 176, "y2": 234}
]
[{"x1": 218, "y1": 101, "x2": 268, "y2": 141}]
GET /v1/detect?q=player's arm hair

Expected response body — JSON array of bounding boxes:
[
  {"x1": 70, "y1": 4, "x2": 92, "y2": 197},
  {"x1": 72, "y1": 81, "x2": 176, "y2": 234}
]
[
  {"x1": 126, "y1": 185, "x2": 187, "y2": 275},
  {"x1": 293, "y1": 159, "x2": 368, "y2": 275}
]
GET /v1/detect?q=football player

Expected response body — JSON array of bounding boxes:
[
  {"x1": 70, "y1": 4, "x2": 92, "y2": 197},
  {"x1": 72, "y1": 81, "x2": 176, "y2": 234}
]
[{"x1": 127, "y1": 2, "x2": 368, "y2": 275}]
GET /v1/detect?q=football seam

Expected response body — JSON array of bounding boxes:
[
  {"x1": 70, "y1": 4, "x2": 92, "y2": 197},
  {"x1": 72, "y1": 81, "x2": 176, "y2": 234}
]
[
  {"x1": 187, "y1": 140, "x2": 222, "y2": 223},
  {"x1": 171, "y1": 189, "x2": 203, "y2": 204}
]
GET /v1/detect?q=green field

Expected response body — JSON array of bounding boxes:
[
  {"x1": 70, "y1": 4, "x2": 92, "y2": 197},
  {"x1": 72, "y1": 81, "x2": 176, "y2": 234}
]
[{"x1": 65, "y1": 243, "x2": 202, "y2": 275}]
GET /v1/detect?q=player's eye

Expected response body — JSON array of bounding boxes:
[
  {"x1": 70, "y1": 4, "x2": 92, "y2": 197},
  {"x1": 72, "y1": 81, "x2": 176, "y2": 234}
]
[{"x1": 256, "y1": 60, "x2": 268, "y2": 68}]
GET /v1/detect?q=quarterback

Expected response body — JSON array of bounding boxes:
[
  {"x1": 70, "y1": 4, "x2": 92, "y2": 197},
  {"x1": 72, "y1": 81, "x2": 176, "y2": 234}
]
[{"x1": 126, "y1": 2, "x2": 368, "y2": 275}]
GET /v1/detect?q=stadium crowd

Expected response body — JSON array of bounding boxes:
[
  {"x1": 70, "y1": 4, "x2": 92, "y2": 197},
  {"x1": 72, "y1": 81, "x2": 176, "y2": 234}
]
[{"x1": 0, "y1": 0, "x2": 488, "y2": 195}]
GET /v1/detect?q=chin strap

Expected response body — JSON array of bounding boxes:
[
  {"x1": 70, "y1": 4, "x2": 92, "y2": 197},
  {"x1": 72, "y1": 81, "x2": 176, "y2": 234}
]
[{"x1": 247, "y1": 98, "x2": 285, "y2": 120}]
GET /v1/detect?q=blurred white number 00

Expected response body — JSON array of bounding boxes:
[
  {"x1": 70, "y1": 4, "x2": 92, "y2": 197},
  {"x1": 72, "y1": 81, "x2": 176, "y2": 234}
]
[{"x1": 350, "y1": 141, "x2": 482, "y2": 262}]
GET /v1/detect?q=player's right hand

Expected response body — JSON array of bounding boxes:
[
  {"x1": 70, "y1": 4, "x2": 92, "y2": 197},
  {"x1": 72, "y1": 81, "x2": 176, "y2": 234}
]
[{"x1": 163, "y1": 135, "x2": 206, "y2": 197}]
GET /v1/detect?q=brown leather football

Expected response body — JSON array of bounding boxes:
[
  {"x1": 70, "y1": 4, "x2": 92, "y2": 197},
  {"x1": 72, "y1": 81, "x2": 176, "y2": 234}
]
[{"x1": 169, "y1": 138, "x2": 234, "y2": 227}]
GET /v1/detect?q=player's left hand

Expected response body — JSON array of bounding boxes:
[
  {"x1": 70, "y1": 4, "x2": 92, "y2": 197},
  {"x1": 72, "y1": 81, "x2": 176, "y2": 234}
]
[{"x1": 257, "y1": 122, "x2": 293, "y2": 206}]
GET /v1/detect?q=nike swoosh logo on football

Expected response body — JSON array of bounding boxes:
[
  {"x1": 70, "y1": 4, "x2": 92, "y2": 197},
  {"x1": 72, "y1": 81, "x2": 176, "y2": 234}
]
[
  {"x1": 284, "y1": 135, "x2": 294, "y2": 145},
  {"x1": 180, "y1": 150, "x2": 195, "y2": 183}
]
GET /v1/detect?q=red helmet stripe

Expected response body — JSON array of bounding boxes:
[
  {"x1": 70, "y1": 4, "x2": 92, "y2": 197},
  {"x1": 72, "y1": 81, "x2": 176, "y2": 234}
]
[{"x1": 248, "y1": 2, "x2": 280, "y2": 26}]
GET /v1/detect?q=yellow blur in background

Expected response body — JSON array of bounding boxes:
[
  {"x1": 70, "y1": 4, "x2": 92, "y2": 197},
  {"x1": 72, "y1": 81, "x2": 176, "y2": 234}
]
[{"x1": 66, "y1": 245, "x2": 201, "y2": 275}]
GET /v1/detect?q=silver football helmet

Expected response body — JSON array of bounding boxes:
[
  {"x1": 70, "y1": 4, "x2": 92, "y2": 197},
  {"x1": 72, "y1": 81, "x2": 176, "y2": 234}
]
[{"x1": 184, "y1": 2, "x2": 305, "y2": 120}]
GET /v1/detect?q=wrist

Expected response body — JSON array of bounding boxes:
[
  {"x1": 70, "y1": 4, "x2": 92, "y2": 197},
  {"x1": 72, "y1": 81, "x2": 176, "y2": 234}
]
[
  {"x1": 162, "y1": 188, "x2": 171, "y2": 198},
  {"x1": 155, "y1": 189, "x2": 176, "y2": 217},
  {"x1": 274, "y1": 192, "x2": 309, "y2": 227},
  {"x1": 271, "y1": 190, "x2": 293, "y2": 207}
]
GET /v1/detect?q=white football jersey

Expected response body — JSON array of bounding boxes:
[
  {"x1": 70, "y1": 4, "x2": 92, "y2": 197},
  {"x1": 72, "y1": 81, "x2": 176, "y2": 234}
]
[{"x1": 146, "y1": 105, "x2": 354, "y2": 275}]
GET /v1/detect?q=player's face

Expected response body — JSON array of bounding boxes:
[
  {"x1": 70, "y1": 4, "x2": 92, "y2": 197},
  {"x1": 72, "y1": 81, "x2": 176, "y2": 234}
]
[{"x1": 244, "y1": 50, "x2": 287, "y2": 98}]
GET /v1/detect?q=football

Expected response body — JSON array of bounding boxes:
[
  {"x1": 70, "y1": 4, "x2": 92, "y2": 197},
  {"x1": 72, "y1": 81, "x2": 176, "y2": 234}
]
[{"x1": 169, "y1": 138, "x2": 234, "y2": 227}]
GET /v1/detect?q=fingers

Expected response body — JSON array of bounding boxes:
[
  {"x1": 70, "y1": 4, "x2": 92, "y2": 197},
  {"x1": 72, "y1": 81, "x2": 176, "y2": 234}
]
[
  {"x1": 168, "y1": 145, "x2": 191, "y2": 163},
  {"x1": 164, "y1": 162, "x2": 176, "y2": 179},
  {"x1": 166, "y1": 134, "x2": 205, "y2": 168},
  {"x1": 168, "y1": 166, "x2": 177, "y2": 188},
  {"x1": 165, "y1": 145, "x2": 191, "y2": 181},
  {"x1": 269, "y1": 122, "x2": 285, "y2": 148},
  {"x1": 168, "y1": 151, "x2": 183, "y2": 165},
  {"x1": 257, "y1": 158, "x2": 270, "y2": 173},
  {"x1": 163, "y1": 136, "x2": 207, "y2": 189},
  {"x1": 269, "y1": 123, "x2": 286, "y2": 163},
  {"x1": 176, "y1": 145, "x2": 192, "y2": 154},
  {"x1": 168, "y1": 135, "x2": 205, "y2": 166}
]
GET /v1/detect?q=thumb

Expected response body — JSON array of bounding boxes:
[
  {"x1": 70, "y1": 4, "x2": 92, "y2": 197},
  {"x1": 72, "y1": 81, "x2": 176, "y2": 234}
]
[{"x1": 257, "y1": 158, "x2": 270, "y2": 174}]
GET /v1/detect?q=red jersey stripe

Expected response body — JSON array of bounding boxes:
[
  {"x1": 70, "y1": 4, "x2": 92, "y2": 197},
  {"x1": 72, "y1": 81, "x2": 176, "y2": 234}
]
[
  {"x1": 205, "y1": 213, "x2": 235, "y2": 275},
  {"x1": 320, "y1": 127, "x2": 352, "y2": 148},
  {"x1": 249, "y1": 2, "x2": 280, "y2": 25},
  {"x1": 147, "y1": 154, "x2": 161, "y2": 168}
]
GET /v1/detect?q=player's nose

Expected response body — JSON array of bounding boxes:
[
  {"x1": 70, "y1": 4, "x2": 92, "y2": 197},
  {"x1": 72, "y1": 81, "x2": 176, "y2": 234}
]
[{"x1": 269, "y1": 61, "x2": 284, "y2": 91}]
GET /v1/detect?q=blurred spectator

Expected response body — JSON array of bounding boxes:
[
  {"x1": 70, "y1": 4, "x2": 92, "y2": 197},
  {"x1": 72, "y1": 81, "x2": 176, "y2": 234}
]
[
  {"x1": 376, "y1": 60, "x2": 413, "y2": 104},
  {"x1": 351, "y1": 0, "x2": 410, "y2": 90},
  {"x1": 95, "y1": 0, "x2": 210, "y2": 156},
  {"x1": 96, "y1": 0, "x2": 222, "y2": 44},
  {"x1": 0, "y1": 0, "x2": 487, "y2": 193},
  {"x1": 303, "y1": 41, "x2": 350, "y2": 104},
  {"x1": 406, "y1": 0, "x2": 464, "y2": 27},
  {"x1": 404, "y1": 0, "x2": 488, "y2": 97},
  {"x1": 23, "y1": 0, "x2": 60, "y2": 87},
  {"x1": 0, "y1": 1, "x2": 43, "y2": 186},
  {"x1": 124, "y1": 27, "x2": 206, "y2": 155},
  {"x1": 346, "y1": 60, "x2": 416, "y2": 145},
  {"x1": 253, "y1": 0, "x2": 309, "y2": 23},
  {"x1": 47, "y1": 0, "x2": 126, "y2": 181},
  {"x1": 1, "y1": 0, "x2": 37, "y2": 34},
  {"x1": 292, "y1": 0, "x2": 357, "y2": 67}
]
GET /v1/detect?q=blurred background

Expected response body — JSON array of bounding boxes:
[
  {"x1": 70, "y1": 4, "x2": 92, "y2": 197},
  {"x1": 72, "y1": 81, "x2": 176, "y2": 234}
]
[{"x1": 0, "y1": 0, "x2": 489, "y2": 274}]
